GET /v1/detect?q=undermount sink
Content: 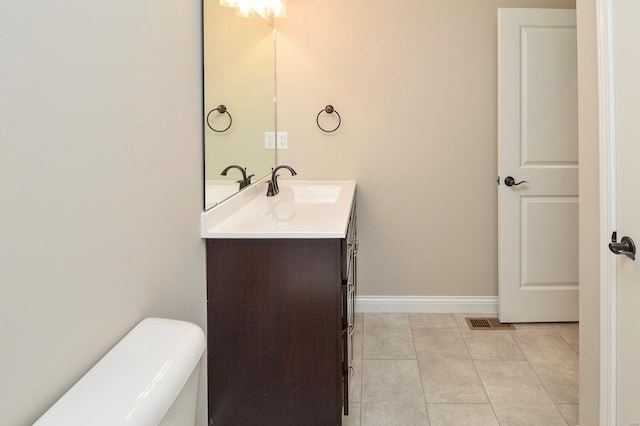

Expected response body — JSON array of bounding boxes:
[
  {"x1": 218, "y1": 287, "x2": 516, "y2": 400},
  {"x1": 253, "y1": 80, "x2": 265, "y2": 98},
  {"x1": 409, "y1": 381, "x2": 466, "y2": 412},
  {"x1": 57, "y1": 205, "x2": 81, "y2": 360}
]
[{"x1": 291, "y1": 185, "x2": 342, "y2": 204}]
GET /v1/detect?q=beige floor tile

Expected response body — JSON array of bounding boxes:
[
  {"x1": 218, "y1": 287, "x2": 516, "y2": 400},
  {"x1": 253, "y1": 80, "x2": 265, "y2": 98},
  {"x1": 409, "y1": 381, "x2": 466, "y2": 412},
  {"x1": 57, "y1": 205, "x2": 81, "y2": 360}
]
[
  {"x1": 418, "y1": 357, "x2": 488, "y2": 403},
  {"x1": 511, "y1": 329, "x2": 578, "y2": 363},
  {"x1": 557, "y1": 403, "x2": 579, "y2": 426},
  {"x1": 363, "y1": 314, "x2": 415, "y2": 359},
  {"x1": 412, "y1": 328, "x2": 469, "y2": 361},
  {"x1": 570, "y1": 344, "x2": 579, "y2": 355},
  {"x1": 361, "y1": 400, "x2": 430, "y2": 426},
  {"x1": 355, "y1": 313, "x2": 364, "y2": 330},
  {"x1": 362, "y1": 359, "x2": 425, "y2": 402},
  {"x1": 553, "y1": 323, "x2": 579, "y2": 346},
  {"x1": 350, "y1": 316, "x2": 364, "y2": 403},
  {"x1": 427, "y1": 403, "x2": 498, "y2": 426},
  {"x1": 361, "y1": 359, "x2": 429, "y2": 425},
  {"x1": 491, "y1": 401, "x2": 568, "y2": 425},
  {"x1": 409, "y1": 313, "x2": 457, "y2": 328},
  {"x1": 530, "y1": 358, "x2": 579, "y2": 403},
  {"x1": 474, "y1": 360, "x2": 553, "y2": 404},
  {"x1": 343, "y1": 403, "x2": 361, "y2": 426},
  {"x1": 462, "y1": 330, "x2": 525, "y2": 360},
  {"x1": 365, "y1": 313, "x2": 410, "y2": 328},
  {"x1": 353, "y1": 323, "x2": 364, "y2": 360},
  {"x1": 355, "y1": 313, "x2": 579, "y2": 426},
  {"x1": 513, "y1": 322, "x2": 556, "y2": 329},
  {"x1": 350, "y1": 358, "x2": 362, "y2": 403}
]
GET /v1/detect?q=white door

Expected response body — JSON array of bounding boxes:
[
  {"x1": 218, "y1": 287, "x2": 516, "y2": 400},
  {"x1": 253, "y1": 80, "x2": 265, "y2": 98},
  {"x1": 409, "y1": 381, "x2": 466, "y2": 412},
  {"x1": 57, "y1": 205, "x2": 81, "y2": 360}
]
[
  {"x1": 498, "y1": 9, "x2": 579, "y2": 322},
  {"x1": 612, "y1": 0, "x2": 640, "y2": 421}
]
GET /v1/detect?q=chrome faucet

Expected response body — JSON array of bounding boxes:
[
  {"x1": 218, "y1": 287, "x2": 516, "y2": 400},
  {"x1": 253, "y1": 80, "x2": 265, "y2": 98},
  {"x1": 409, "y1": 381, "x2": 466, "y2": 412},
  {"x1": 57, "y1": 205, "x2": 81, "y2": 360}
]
[
  {"x1": 221, "y1": 165, "x2": 254, "y2": 190},
  {"x1": 266, "y1": 165, "x2": 297, "y2": 196}
]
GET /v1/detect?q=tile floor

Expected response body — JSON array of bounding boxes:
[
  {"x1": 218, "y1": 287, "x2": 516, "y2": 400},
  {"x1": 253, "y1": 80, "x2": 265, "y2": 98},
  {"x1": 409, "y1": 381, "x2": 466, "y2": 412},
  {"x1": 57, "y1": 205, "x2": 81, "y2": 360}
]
[{"x1": 342, "y1": 313, "x2": 579, "y2": 426}]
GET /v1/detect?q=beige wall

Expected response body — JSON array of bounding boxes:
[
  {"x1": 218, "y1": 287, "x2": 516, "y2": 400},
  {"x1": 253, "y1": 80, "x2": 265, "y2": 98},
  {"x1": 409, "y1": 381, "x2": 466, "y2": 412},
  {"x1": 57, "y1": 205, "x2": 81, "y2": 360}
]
[
  {"x1": 276, "y1": 0, "x2": 575, "y2": 297},
  {"x1": 576, "y1": 0, "x2": 600, "y2": 424},
  {"x1": 0, "y1": 1, "x2": 207, "y2": 425}
]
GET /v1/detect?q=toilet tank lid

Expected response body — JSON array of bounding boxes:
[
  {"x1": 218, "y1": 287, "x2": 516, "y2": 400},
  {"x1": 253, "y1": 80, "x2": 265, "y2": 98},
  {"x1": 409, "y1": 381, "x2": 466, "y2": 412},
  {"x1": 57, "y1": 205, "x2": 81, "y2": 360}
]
[{"x1": 34, "y1": 318, "x2": 206, "y2": 426}]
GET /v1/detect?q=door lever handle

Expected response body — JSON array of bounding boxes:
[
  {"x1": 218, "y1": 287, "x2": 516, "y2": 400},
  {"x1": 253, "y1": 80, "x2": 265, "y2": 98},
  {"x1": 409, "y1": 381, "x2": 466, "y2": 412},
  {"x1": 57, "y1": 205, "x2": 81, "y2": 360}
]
[
  {"x1": 609, "y1": 231, "x2": 636, "y2": 261},
  {"x1": 504, "y1": 176, "x2": 529, "y2": 187}
]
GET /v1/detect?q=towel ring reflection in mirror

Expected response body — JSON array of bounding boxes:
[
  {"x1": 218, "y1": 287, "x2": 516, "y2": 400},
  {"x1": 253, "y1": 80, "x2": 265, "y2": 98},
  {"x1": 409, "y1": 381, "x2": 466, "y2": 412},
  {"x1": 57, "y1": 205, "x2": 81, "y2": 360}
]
[
  {"x1": 207, "y1": 105, "x2": 233, "y2": 133},
  {"x1": 316, "y1": 105, "x2": 341, "y2": 133}
]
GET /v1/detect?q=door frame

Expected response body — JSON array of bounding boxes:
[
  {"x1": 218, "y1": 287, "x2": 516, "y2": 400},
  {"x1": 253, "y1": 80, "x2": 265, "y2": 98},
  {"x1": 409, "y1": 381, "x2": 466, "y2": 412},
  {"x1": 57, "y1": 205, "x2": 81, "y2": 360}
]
[{"x1": 596, "y1": 0, "x2": 616, "y2": 423}]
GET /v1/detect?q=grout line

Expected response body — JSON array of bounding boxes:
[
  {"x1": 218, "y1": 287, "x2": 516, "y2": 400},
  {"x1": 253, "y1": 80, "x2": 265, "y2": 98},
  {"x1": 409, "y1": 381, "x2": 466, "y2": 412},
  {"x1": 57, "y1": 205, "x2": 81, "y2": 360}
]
[
  {"x1": 555, "y1": 402, "x2": 579, "y2": 426},
  {"x1": 426, "y1": 402, "x2": 504, "y2": 405},
  {"x1": 553, "y1": 323, "x2": 580, "y2": 349},
  {"x1": 458, "y1": 313, "x2": 501, "y2": 424},
  {"x1": 409, "y1": 317, "x2": 431, "y2": 424},
  {"x1": 356, "y1": 314, "x2": 363, "y2": 422},
  {"x1": 508, "y1": 329, "x2": 570, "y2": 425},
  {"x1": 357, "y1": 313, "x2": 365, "y2": 425}
]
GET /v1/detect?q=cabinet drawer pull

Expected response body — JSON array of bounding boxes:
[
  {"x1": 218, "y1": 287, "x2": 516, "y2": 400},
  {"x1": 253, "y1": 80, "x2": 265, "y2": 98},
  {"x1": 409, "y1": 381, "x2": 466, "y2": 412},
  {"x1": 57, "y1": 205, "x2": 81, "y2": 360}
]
[
  {"x1": 342, "y1": 362, "x2": 355, "y2": 379},
  {"x1": 342, "y1": 324, "x2": 354, "y2": 338},
  {"x1": 342, "y1": 324, "x2": 354, "y2": 334}
]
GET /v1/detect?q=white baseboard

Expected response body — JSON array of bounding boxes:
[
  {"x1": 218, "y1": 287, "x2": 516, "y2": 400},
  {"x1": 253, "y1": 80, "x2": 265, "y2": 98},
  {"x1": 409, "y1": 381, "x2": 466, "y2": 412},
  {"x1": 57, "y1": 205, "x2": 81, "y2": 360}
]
[{"x1": 355, "y1": 296, "x2": 498, "y2": 314}]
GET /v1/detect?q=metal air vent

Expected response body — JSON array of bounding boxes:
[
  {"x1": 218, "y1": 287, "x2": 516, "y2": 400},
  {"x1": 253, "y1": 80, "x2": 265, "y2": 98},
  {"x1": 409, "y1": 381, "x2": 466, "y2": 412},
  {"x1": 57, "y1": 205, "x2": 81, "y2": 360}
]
[{"x1": 465, "y1": 317, "x2": 515, "y2": 330}]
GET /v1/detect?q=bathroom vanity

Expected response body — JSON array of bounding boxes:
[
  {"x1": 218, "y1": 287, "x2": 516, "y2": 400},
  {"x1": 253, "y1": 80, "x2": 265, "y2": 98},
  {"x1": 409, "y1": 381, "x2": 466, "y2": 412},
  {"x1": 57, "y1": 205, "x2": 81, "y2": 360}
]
[{"x1": 201, "y1": 180, "x2": 357, "y2": 426}]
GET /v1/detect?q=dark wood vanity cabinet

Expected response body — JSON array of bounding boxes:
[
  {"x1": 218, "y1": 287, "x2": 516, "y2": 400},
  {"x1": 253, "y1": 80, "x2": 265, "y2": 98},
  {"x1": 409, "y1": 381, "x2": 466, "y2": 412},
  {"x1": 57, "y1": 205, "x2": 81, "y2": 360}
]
[{"x1": 206, "y1": 203, "x2": 357, "y2": 426}]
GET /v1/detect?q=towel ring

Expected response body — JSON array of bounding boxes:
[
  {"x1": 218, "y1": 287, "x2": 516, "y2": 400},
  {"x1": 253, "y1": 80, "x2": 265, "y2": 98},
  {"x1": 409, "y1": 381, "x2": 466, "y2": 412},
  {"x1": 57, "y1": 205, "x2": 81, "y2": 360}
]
[
  {"x1": 207, "y1": 105, "x2": 232, "y2": 133},
  {"x1": 316, "y1": 105, "x2": 341, "y2": 133}
]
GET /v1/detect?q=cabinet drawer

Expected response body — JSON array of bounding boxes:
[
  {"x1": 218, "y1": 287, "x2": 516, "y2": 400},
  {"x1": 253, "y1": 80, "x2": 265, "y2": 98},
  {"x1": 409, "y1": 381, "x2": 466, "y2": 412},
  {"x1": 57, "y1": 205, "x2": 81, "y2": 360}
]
[{"x1": 341, "y1": 199, "x2": 357, "y2": 417}]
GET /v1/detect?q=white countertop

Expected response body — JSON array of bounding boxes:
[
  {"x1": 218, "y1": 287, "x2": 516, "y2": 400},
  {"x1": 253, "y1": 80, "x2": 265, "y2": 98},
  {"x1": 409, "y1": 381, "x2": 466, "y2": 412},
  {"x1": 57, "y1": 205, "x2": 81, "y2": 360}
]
[
  {"x1": 201, "y1": 179, "x2": 356, "y2": 239},
  {"x1": 204, "y1": 180, "x2": 241, "y2": 210}
]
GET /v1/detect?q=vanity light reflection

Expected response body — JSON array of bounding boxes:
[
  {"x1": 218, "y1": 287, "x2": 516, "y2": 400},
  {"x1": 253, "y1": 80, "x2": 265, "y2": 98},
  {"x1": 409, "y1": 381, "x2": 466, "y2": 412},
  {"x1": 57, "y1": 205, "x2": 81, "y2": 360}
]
[{"x1": 219, "y1": 0, "x2": 286, "y2": 18}]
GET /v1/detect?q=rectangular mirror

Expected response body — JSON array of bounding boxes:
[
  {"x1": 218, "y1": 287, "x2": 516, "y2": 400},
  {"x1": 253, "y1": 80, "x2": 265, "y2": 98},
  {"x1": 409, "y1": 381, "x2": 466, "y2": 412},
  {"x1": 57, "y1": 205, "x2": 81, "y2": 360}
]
[{"x1": 203, "y1": 1, "x2": 277, "y2": 210}]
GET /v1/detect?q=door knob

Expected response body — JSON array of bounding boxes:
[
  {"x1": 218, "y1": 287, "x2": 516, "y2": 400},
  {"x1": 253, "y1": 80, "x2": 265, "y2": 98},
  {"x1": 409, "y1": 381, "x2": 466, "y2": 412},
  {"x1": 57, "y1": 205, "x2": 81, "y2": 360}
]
[
  {"x1": 504, "y1": 176, "x2": 529, "y2": 187},
  {"x1": 609, "y1": 231, "x2": 636, "y2": 261}
]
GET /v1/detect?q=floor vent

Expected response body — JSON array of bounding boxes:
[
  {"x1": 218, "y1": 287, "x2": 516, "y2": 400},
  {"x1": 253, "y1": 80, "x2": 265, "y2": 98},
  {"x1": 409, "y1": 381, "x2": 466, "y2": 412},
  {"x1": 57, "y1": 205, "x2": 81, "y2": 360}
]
[{"x1": 465, "y1": 317, "x2": 515, "y2": 330}]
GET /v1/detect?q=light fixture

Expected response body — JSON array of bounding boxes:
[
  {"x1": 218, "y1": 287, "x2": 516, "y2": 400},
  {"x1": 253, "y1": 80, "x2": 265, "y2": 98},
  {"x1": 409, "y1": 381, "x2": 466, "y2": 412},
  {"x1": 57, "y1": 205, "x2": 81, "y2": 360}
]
[
  {"x1": 235, "y1": 1, "x2": 256, "y2": 18},
  {"x1": 264, "y1": 0, "x2": 285, "y2": 17},
  {"x1": 219, "y1": 0, "x2": 285, "y2": 18}
]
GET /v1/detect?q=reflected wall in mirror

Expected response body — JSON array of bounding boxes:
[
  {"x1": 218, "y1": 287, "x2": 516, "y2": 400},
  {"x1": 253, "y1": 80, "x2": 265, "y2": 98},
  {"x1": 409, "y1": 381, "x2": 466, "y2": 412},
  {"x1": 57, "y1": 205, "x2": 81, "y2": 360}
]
[{"x1": 203, "y1": 1, "x2": 277, "y2": 210}]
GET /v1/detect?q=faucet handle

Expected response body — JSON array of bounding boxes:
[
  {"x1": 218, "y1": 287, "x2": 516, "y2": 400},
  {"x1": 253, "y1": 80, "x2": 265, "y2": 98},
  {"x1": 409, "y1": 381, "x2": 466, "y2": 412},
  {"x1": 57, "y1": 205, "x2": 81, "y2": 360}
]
[{"x1": 266, "y1": 180, "x2": 277, "y2": 197}]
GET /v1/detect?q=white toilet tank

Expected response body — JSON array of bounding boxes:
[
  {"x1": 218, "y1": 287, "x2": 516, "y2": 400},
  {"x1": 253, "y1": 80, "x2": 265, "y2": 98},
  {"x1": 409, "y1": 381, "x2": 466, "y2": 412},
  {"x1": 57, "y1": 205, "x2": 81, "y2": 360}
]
[{"x1": 34, "y1": 318, "x2": 206, "y2": 426}]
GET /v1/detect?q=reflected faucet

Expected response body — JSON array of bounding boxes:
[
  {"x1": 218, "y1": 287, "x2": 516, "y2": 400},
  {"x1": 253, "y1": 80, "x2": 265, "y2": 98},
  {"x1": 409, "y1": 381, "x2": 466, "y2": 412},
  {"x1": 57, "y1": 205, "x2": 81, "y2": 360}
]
[
  {"x1": 221, "y1": 165, "x2": 254, "y2": 190},
  {"x1": 266, "y1": 165, "x2": 297, "y2": 196}
]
